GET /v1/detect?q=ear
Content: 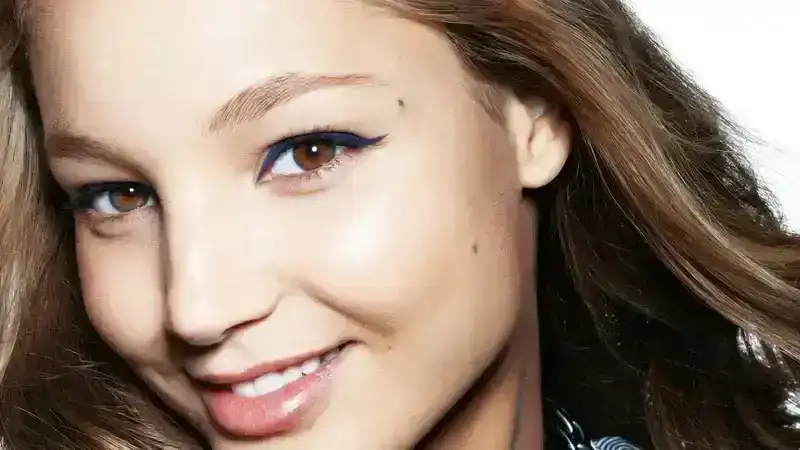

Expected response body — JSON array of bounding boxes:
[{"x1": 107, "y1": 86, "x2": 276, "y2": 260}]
[{"x1": 504, "y1": 96, "x2": 572, "y2": 189}]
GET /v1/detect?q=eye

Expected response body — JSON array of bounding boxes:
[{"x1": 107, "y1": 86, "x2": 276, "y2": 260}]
[
  {"x1": 258, "y1": 131, "x2": 385, "y2": 180},
  {"x1": 71, "y1": 181, "x2": 157, "y2": 216},
  {"x1": 273, "y1": 139, "x2": 337, "y2": 175}
]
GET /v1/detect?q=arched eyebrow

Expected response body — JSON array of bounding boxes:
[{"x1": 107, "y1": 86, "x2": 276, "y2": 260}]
[
  {"x1": 206, "y1": 72, "x2": 380, "y2": 133},
  {"x1": 44, "y1": 72, "x2": 382, "y2": 167}
]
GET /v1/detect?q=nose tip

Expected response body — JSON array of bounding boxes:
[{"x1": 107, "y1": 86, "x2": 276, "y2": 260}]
[
  {"x1": 167, "y1": 300, "x2": 236, "y2": 347},
  {"x1": 163, "y1": 241, "x2": 281, "y2": 347},
  {"x1": 167, "y1": 283, "x2": 279, "y2": 347},
  {"x1": 160, "y1": 188, "x2": 281, "y2": 347}
]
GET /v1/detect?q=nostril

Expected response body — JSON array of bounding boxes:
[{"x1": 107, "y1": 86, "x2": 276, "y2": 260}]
[
  {"x1": 166, "y1": 330, "x2": 227, "y2": 362},
  {"x1": 167, "y1": 321, "x2": 228, "y2": 348},
  {"x1": 225, "y1": 317, "x2": 265, "y2": 334},
  {"x1": 166, "y1": 301, "x2": 272, "y2": 348}
]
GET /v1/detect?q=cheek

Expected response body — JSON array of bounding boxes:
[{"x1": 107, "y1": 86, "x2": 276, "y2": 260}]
[
  {"x1": 293, "y1": 115, "x2": 523, "y2": 351},
  {"x1": 75, "y1": 226, "x2": 164, "y2": 361},
  {"x1": 282, "y1": 113, "x2": 525, "y2": 442}
]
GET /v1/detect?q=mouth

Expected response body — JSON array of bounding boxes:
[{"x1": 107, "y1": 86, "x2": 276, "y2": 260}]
[
  {"x1": 229, "y1": 345, "x2": 342, "y2": 398},
  {"x1": 197, "y1": 342, "x2": 353, "y2": 438}
]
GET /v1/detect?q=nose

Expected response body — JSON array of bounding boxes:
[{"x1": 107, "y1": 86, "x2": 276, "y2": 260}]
[{"x1": 162, "y1": 190, "x2": 280, "y2": 346}]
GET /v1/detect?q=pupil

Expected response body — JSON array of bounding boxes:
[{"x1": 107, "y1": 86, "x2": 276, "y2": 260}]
[
  {"x1": 294, "y1": 140, "x2": 336, "y2": 171},
  {"x1": 110, "y1": 187, "x2": 145, "y2": 212}
]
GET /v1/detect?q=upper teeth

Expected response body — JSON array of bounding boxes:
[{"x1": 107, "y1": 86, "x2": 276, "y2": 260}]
[{"x1": 232, "y1": 348, "x2": 339, "y2": 398}]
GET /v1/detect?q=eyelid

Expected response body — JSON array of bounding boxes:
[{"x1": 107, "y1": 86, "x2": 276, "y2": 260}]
[
  {"x1": 68, "y1": 181, "x2": 156, "y2": 212},
  {"x1": 257, "y1": 130, "x2": 385, "y2": 180}
]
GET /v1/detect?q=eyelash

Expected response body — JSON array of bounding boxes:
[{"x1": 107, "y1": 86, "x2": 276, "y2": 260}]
[
  {"x1": 256, "y1": 127, "x2": 386, "y2": 183},
  {"x1": 69, "y1": 181, "x2": 156, "y2": 214},
  {"x1": 67, "y1": 128, "x2": 387, "y2": 218}
]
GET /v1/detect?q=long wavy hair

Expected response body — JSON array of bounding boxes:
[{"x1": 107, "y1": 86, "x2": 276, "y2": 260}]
[{"x1": 2, "y1": 0, "x2": 800, "y2": 448}]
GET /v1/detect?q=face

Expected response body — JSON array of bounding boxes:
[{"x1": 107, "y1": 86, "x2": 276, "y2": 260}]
[{"x1": 31, "y1": 0, "x2": 568, "y2": 448}]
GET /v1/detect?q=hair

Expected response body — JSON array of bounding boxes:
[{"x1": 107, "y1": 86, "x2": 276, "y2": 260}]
[{"x1": 2, "y1": 0, "x2": 800, "y2": 448}]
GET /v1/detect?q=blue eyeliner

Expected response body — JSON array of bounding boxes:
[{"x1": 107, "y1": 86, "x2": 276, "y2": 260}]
[
  {"x1": 69, "y1": 181, "x2": 154, "y2": 212},
  {"x1": 259, "y1": 131, "x2": 386, "y2": 177}
]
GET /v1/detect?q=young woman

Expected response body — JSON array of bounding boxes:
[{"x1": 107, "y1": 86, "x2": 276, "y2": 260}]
[{"x1": 1, "y1": 1, "x2": 798, "y2": 448}]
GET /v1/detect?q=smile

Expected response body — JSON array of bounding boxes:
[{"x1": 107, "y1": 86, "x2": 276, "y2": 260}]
[
  {"x1": 197, "y1": 343, "x2": 352, "y2": 438},
  {"x1": 231, "y1": 347, "x2": 340, "y2": 398}
]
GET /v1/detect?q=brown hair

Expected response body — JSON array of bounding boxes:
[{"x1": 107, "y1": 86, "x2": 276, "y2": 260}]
[{"x1": 2, "y1": 0, "x2": 800, "y2": 448}]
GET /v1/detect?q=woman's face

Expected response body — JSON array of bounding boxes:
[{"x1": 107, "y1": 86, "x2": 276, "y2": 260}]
[{"x1": 32, "y1": 0, "x2": 568, "y2": 448}]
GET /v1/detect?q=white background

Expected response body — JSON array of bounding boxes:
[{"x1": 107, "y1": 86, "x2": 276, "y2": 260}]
[{"x1": 628, "y1": 0, "x2": 800, "y2": 230}]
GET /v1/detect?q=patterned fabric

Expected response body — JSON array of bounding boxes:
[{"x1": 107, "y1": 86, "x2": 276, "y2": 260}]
[
  {"x1": 590, "y1": 436, "x2": 640, "y2": 449},
  {"x1": 548, "y1": 403, "x2": 641, "y2": 450}
]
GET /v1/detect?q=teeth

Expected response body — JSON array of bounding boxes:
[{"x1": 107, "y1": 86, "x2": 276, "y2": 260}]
[
  {"x1": 300, "y1": 358, "x2": 321, "y2": 375},
  {"x1": 253, "y1": 373, "x2": 284, "y2": 394},
  {"x1": 232, "y1": 348, "x2": 340, "y2": 398},
  {"x1": 284, "y1": 367, "x2": 304, "y2": 382},
  {"x1": 234, "y1": 382, "x2": 259, "y2": 398}
]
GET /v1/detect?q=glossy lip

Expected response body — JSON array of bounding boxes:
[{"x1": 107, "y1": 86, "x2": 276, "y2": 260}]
[
  {"x1": 199, "y1": 343, "x2": 353, "y2": 438},
  {"x1": 193, "y1": 343, "x2": 347, "y2": 386}
]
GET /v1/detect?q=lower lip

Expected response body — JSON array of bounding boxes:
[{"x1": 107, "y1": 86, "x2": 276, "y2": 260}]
[{"x1": 200, "y1": 349, "x2": 348, "y2": 438}]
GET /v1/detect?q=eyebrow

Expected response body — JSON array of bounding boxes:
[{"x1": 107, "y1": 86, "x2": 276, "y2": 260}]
[
  {"x1": 45, "y1": 133, "x2": 142, "y2": 174},
  {"x1": 206, "y1": 72, "x2": 379, "y2": 133},
  {"x1": 45, "y1": 72, "x2": 380, "y2": 165}
]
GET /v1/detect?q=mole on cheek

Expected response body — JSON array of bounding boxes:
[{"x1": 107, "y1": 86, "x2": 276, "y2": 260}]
[{"x1": 472, "y1": 243, "x2": 479, "y2": 254}]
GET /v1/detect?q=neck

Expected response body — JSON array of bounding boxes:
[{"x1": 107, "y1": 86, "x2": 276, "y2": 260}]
[{"x1": 419, "y1": 300, "x2": 543, "y2": 450}]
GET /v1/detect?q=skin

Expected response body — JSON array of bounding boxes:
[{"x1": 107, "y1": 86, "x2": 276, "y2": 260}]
[{"x1": 30, "y1": 0, "x2": 571, "y2": 448}]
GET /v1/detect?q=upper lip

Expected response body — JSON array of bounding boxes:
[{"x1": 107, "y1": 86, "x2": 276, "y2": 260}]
[{"x1": 192, "y1": 343, "x2": 345, "y2": 386}]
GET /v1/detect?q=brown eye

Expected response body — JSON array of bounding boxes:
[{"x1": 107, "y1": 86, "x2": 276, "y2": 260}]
[
  {"x1": 73, "y1": 183, "x2": 156, "y2": 216},
  {"x1": 259, "y1": 131, "x2": 386, "y2": 180},
  {"x1": 71, "y1": 182, "x2": 157, "y2": 217},
  {"x1": 291, "y1": 140, "x2": 337, "y2": 171},
  {"x1": 108, "y1": 187, "x2": 150, "y2": 213}
]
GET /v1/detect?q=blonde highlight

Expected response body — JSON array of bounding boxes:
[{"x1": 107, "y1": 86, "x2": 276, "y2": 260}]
[{"x1": 2, "y1": 1, "x2": 800, "y2": 448}]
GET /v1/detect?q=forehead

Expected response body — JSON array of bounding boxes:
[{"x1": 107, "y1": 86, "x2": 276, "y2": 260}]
[{"x1": 27, "y1": 0, "x2": 467, "y2": 135}]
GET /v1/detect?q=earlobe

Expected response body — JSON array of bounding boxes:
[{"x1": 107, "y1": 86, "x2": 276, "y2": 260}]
[{"x1": 506, "y1": 97, "x2": 572, "y2": 189}]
